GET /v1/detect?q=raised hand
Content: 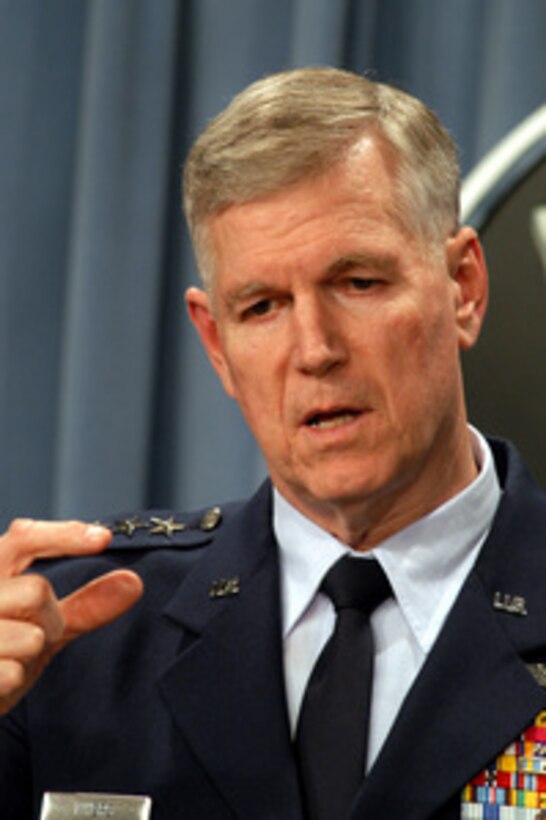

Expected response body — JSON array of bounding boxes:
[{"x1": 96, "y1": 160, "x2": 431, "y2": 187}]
[{"x1": 0, "y1": 519, "x2": 143, "y2": 715}]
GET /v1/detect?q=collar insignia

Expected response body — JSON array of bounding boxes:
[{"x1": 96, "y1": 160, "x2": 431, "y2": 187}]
[
  {"x1": 493, "y1": 591, "x2": 528, "y2": 617},
  {"x1": 209, "y1": 577, "x2": 240, "y2": 599},
  {"x1": 527, "y1": 664, "x2": 546, "y2": 689}
]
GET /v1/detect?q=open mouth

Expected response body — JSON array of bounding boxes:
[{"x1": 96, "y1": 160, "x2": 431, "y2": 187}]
[{"x1": 305, "y1": 409, "x2": 362, "y2": 430}]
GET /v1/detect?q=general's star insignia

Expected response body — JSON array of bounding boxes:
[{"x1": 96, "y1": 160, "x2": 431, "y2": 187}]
[
  {"x1": 148, "y1": 515, "x2": 186, "y2": 538},
  {"x1": 112, "y1": 517, "x2": 148, "y2": 538}
]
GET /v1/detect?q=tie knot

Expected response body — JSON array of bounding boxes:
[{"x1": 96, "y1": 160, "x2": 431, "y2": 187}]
[{"x1": 321, "y1": 555, "x2": 391, "y2": 615}]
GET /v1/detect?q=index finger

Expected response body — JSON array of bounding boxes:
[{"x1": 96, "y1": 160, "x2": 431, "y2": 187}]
[{"x1": 0, "y1": 520, "x2": 112, "y2": 578}]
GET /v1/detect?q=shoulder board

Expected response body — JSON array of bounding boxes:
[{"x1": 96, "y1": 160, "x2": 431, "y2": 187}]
[{"x1": 98, "y1": 506, "x2": 223, "y2": 550}]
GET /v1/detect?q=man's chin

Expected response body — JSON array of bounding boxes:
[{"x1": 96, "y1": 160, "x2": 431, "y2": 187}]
[{"x1": 285, "y1": 473, "x2": 390, "y2": 515}]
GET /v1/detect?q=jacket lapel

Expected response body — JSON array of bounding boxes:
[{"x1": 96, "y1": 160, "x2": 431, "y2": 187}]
[
  {"x1": 156, "y1": 483, "x2": 303, "y2": 819},
  {"x1": 353, "y1": 440, "x2": 546, "y2": 818},
  {"x1": 353, "y1": 572, "x2": 546, "y2": 818}
]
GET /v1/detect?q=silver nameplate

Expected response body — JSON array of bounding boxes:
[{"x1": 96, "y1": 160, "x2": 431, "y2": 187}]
[{"x1": 40, "y1": 792, "x2": 152, "y2": 819}]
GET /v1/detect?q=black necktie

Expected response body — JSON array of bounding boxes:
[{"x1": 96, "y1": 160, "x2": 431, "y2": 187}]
[{"x1": 295, "y1": 555, "x2": 392, "y2": 820}]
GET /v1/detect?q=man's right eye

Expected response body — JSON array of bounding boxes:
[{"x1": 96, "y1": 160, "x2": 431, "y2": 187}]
[{"x1": 242, "y1": 299, "x2": 273, "y2": 319}]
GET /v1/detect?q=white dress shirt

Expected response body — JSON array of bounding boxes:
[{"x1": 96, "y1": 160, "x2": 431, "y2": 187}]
[{"x1": 274, "y1": 428, "x2": 501, "y2": 769}]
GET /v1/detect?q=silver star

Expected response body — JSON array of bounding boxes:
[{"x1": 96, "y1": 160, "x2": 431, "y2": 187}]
[
  {"x1": 148, "y1": 515, "x2": 186, "y2": 538},
  {"x1": 112, "y1": 517, "x2": 148, "y2": 538}
]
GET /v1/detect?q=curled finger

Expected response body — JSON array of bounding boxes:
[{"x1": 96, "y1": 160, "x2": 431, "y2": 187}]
[{"x1": 0, "y1": 575, "x2": 65, "y2": 645}]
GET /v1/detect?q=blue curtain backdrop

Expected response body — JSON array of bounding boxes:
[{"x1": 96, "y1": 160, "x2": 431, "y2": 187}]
[{"x1": 0, "y1": 0, "x2": 544, "y2": 526}]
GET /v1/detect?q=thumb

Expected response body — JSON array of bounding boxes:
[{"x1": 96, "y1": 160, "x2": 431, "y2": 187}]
[{"x1": 59, "y1": 570, "x2": 144, "y2": 645}]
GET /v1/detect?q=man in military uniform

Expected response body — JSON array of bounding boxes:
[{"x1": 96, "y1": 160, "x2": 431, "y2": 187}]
[{"x1": 1, "y1": 67, "x2": 546, "y2": 819}]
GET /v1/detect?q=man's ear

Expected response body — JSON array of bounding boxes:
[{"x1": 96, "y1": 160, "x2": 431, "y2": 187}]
[
  {"x1": 185, "y1": 287, "x2": 236, "y2": 397},
  {"x1": 446, "y1": 226, "x2": 489, "y2": 351}
]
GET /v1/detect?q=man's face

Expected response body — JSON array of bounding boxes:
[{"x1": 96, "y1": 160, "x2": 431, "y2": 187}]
[{"x1": 187, "y1": 139, "x2": 487, "y2": 545}]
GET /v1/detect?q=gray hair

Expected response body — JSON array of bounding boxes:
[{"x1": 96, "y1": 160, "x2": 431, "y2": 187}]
[{"x1": 183, "y1": 67, "x2": 460, "y2": 286}]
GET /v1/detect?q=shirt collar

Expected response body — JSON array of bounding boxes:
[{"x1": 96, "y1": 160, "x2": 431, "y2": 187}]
[{"x1": 274, "y1": 427, "x2": 501, "y2": 651}]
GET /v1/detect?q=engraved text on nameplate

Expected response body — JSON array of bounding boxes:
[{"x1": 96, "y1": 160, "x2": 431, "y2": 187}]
[{"x1": 40, "y1": 792, "x2": 152, "y2": 820}]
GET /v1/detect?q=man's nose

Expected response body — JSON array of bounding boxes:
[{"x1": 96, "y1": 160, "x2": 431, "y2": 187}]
[{"x1": 291, "y1": 298, "x2": 348, "y2": 376}]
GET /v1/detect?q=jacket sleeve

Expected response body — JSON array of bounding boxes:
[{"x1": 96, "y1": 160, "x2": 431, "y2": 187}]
[{"x1": 0, "y1": 703, "x2": 34, "y2": 818}]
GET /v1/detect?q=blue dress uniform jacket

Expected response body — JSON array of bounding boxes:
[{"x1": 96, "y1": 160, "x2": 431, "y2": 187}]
[{"x1": 1, "y1": 438, "x2": 546, "y2": 819}]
